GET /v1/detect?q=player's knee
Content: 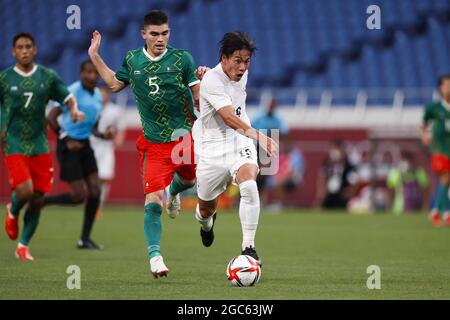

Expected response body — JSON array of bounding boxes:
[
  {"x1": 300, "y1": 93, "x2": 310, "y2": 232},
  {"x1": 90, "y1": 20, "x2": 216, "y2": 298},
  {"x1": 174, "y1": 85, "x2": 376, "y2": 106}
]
[
  {"x1": 29, "y1": 193, "x2": 44, "y2": 209},
  {"x1": 145, "y1": 192, "x2": 164, "y2": 206},
  {"x1": 88, "y1": 185, "x2": 101, "y2": 199},
  {"x1": 16, "y1": 188, "x2": 34, "y2": 203},
  {"x1": 198, "y1": 205, "x2": 215, "y2": 218},
  {"x1": 239, "y1": 180, "x2": 259, "y2": 206},
  {"x1": 182, "y1": 178, "x2": 196, "y2": 187},
  {"x1": 71, "y1": 191, "x2": 86, "y2": 204}
]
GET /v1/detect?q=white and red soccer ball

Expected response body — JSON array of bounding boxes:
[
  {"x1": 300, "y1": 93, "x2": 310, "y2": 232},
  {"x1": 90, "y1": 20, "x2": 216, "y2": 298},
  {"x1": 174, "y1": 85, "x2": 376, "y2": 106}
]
[{"x1": 226, "y1": 255, "x2": 261, "y2": 287}]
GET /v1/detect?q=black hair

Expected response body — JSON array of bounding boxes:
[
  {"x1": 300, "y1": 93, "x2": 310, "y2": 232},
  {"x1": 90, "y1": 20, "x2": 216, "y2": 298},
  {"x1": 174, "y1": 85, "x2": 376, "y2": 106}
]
[
  {"x1": 144, "y1": 10, "x2": 168, "y2": 27},
  {"x1": 219, "y1": 31, "x2": 256, "y2": 61},
  {"x1": 80, "y1": 59, "x2": 95, "y2": 72},
  {"x1": 438, "y1": 74, "x2": 450, "y2": 87},
  {"x1": 12, "y1": 32, "x2": 35, "y2": 47}
]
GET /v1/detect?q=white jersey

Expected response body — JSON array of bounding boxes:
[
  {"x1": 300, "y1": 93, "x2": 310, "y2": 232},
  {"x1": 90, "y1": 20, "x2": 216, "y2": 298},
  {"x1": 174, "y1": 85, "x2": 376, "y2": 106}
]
[
  {"x1": 90, "y1": 102, "x2": 125, "y2": 180},
  {"x1": 90, "y1": 102, "x2": 125, "y2": 149},
  {"x1": 193, "y1": 63, "x2": 254, "y2": 157},
  {"x1": 193, "y1": 63, "x2": 259, "y2": 201}
]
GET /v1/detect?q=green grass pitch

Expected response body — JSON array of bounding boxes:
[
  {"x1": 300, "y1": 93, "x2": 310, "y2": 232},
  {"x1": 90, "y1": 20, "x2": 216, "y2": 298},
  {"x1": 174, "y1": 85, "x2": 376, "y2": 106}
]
[{"x1": 1, "y1": 206, "x2": 450, "y2": 300}]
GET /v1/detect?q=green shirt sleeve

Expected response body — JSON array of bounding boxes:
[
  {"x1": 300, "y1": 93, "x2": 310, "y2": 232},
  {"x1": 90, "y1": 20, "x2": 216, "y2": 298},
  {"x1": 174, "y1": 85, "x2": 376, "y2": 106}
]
[
  {"x1": 115, "y1": 52, "x2": 132, "y2": 84},
  {"x1": 49, "y1": 70, "x2": 71, "y2": 104},
  {"x1": 423, "y1": 103, "x2": 433, "y2": 125},
  {"x1": 182, "y1": 51, "x2": 199, "y2": 87}
]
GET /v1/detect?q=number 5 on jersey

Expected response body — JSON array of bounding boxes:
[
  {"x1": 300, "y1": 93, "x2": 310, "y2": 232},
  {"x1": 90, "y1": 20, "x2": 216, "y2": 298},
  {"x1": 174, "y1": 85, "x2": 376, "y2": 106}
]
[{"x1": 148, "y1": 76, "x2": 160, "y2": 95}]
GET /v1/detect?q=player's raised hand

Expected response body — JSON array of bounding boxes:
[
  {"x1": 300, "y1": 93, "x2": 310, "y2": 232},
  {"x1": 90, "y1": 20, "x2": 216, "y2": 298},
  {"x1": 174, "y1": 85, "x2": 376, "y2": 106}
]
[
  {"x1": 88, "y1": 30, "x2": 102, "y2": 57},
  {"x1": 195, "y1": 66, "x2": 210, "y2": 80}
]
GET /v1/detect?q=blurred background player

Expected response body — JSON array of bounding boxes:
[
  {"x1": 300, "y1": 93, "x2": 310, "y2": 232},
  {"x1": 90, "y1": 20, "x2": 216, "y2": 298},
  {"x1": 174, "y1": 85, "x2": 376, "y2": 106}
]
[
  {"x1": 88, "y1": 10, "x2": 200, "y2": 278},
  {"x1": 43, "y1": 60, "x2": 111, "y2": 249},
  {"x1": 314, "y1": 140, "x2": 360, "y2": 210},
  {"x1": 193, "y1": 31, "x2": 279, "y2": 265},
  {"x1": 420, "y1": 74, "x2": 450, "y2": 227},
  {"x1": 386, "y1": 150, "x2": 429, "y2": 215},
  {"x1": 1, "y1": 33, "x2": 81, "y2": 260},
  {"x1": 90, "y1": 85, "x2": 126, "y2": 218}
]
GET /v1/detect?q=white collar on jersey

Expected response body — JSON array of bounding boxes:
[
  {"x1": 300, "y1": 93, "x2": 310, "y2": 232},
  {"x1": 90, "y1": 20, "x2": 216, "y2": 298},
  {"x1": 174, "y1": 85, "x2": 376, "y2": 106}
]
[
  {"x1": 442, "y1": 99, "x2": 450, "y2": 111},
  {"x1": 143, "y1": 46, "x2": 168, "y2": 62},
  {"x1": 13, "y1": 64, "x2": 38, "y2": 77}
]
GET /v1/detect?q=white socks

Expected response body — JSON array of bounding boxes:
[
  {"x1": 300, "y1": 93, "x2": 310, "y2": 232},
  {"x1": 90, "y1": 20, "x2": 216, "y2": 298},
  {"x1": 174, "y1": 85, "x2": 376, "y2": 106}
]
[
  {"x1": 239, "y1": 180, "x2": 260, "y2": 250},
  {"x1": 195, "y1": 204, "x2": 214, "y2": 231}
]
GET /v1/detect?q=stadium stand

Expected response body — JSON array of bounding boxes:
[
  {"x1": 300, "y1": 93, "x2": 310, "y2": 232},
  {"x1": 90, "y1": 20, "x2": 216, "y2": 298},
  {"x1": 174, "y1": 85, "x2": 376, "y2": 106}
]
[{"x1": 1, "y1": 0, "x2": 450, "y2": 106}]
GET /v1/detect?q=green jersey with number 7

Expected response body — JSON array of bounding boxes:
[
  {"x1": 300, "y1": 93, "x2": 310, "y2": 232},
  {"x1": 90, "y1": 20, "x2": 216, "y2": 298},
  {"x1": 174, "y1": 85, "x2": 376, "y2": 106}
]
[
  {"x1": 115, "y1": 45, "x2": 199, "y2": 143},
  {"x1": 0, "y1": 65, "x2": 72, "y2": 156}
]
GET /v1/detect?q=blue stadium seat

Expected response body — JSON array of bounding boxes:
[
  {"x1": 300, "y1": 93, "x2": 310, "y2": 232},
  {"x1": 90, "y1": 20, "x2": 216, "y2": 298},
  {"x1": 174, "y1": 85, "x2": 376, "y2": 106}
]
[{"x1": 1, "y1": 0, "x2": 449, "y2": 108}]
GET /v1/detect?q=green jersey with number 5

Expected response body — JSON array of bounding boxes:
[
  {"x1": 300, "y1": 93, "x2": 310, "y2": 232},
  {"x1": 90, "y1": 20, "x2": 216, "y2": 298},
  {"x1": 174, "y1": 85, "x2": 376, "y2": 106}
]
[
  {"x1": 0, "y1": 65, "x2": 71, "y2": 155},
  {"x1": 423, "y1": 101, "x2": 450, "y2": 157},
  {"x1": 115, "y1": 46, "x2": 199, "y2": 143}
]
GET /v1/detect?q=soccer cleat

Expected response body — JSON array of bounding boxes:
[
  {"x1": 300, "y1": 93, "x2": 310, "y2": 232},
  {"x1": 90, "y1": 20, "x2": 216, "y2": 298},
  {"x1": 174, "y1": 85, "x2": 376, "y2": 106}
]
[
  {"x1": 77, "y1": 239, "x2": 104, "y2": 250},
  {"x1": 242, "y1": 246, "x2": 262, "y2": 267},
  {"x1": 200, "y1": 213, "x2": 216, "y2": 247},
  {"x1": 444, "y1": 213, "x2": 450, "y2": 226},
  {"x1": 15, "y1": 244, "x2": 34, "y2": 261},
  {"x1": 150, "y1": 255, "x2": 169, "y2": 278},
  {"x1": 5, "y1": 203, "x2": 19, "y2": 240},
  {"x1": 95, "y1": 210, "x2": 103, "y2": 220},
  {"x1": 165, "y1": 186, "x2": 181, "y2": 219},
  {"x1": 429, "y1": 210, "x2": 442, "y2": 228}
]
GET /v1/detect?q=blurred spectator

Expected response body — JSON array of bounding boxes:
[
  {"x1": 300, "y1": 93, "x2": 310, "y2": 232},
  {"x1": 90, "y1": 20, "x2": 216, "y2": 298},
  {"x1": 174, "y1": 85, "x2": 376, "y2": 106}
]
[
  {"x1": 386, "y1": 150, "x2": 429, "y2": 215},
  {"x1": 314, "y1": 140, "x2": 360, "y2": 209},
  {"x1": 252, "y1": 98, "x2": 289, "y2": 138},
  {"x1": 260, "y1": 139, "x2": 305, "y2": 210},
  {"x1": 90, "y1": 86, "x2": 126, "y2": 217},
  {"x1": 251, "y1": 98, "x2": 290, "y2": 208}
]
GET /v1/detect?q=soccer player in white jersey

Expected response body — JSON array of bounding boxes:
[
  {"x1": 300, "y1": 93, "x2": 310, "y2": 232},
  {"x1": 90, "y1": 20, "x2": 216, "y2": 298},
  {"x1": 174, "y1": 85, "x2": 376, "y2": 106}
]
[
  {"x1": 90, "y1": 86, "x2": 125, "y2": 217},
  {"x1": 192, "y1": 32, "x2": 278, "y2": 265}
]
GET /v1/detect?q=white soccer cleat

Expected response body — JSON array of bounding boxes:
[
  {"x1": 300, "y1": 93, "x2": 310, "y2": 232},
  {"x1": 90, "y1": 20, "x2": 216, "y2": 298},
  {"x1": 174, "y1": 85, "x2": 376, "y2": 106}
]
[
  {"x1": 150, "y1": 256, "x2": 169, "y2": 278},
  {"x1": 165, "y1": 186, "x2": 181, "y2": 219}
]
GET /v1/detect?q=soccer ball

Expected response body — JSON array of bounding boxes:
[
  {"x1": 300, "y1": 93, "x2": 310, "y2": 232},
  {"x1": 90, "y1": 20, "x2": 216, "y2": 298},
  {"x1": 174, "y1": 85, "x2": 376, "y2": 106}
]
[{"x1": 226, "y1": 255, "x2": 261, "y2": 287}]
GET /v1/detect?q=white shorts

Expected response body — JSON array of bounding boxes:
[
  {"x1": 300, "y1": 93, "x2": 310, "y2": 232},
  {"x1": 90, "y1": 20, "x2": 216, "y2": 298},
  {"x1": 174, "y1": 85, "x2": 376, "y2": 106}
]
[
  {"x1": 91, "y1": 140, "x2": 115, "y2": 180},
  {"x1": 196, "y1": 143, "x2": 259, "y2": 201}
]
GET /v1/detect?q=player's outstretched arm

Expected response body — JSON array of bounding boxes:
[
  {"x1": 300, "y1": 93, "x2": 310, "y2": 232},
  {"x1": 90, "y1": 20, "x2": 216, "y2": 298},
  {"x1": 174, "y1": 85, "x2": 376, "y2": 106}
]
[
  {"x1": 217, "y1": 106, "x2": 279, "y2": 157},
  {"x1": 190, "y1": 83, "x2": 200, "y2": 110},
  {"x1": 419, "y1": 123, "x2": 431, "y2": 146},
  {"x1": 66, "y1": 96, "x2": 85, "y2": 122},
  {"x1": 88, "y1": 31, "x2": 126, "y2": 93},
  {"x1": 47, "y1": 107, "x2": 63, "y2": 136}
]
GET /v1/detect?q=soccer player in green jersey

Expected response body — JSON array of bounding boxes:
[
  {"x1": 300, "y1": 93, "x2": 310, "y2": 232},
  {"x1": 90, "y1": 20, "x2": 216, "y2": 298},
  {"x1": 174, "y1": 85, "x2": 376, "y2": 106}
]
[
  {"x1": 420, "y1": 74, "x2": 450, "y2": 227},
  {"x1": 0, "y1": 33, "x2": 83, "y2": 260},
  {"x1": 88, "y1": 10, "x2": 200, "y2": 278}
]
